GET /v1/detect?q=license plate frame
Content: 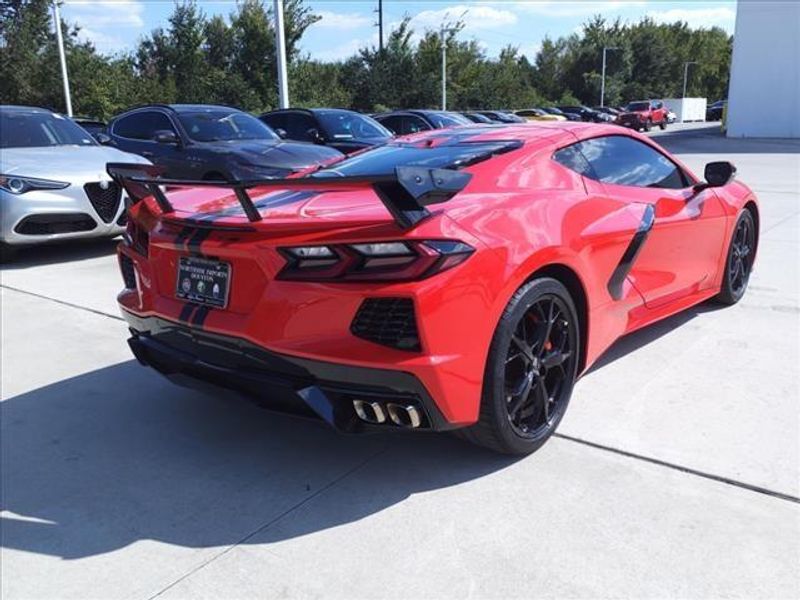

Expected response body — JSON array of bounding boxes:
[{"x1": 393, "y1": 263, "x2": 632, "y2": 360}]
[{"x1": 175, "y1": 256, "x2": 231, "y2": 309}]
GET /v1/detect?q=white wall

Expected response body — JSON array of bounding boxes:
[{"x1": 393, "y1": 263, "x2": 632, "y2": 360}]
[{"x1": 727, "y1": 1, "x2": 800, "y2": 138}]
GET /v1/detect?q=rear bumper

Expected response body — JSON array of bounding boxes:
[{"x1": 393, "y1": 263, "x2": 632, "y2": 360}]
[{"x1": 123, "y1": 311, "x2": 456, "y2": 433}]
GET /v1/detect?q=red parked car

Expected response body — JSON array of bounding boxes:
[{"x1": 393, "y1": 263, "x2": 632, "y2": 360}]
[
  {"x1": 617, "y1": 100, "x2": 669, "y2": 132},
  {"x1": 110, "y1": 123, "x2": 758, "y2": 455}
]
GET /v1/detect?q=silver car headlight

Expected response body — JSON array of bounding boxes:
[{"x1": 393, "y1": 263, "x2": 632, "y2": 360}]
[{"x1": 0, "y1": 175, "x2": 70, "y2": 195}]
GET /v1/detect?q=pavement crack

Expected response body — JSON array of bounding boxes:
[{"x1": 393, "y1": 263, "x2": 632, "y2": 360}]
[
  {"x1": 147, "y1": 445, "x2": 389, "y2": 600},
  {"x1": 554, "y1": 433, "x2": 799, "y2": 504},
  {"x1": 0, "y1": 284, "x2": 124, "y2": 322}
]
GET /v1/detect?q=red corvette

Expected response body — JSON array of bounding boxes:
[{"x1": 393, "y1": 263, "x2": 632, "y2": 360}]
[{"x1": 110, "y1": 123, "x2": 758, "y2": 454}]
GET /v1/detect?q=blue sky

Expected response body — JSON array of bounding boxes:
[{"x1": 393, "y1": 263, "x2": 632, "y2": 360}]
[{"x1": 60, "y1": 1, "x2": 738, "y2": 62}]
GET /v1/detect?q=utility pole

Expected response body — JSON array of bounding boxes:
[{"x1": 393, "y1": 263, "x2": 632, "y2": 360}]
[
  {"x1": 682, "y1": 61, "x2": 699, "y2": 98},
  {"x1": 600, "y1": 46, "x2": 618, "y2": 108},
  {"x1": 377, "y1": 0, "x2": 384, "y2": 52},
  {"x1": 52, "y1": 1, "x2": 72, "y2": 117},
  {"x1": 274, "y1": 0, "x2": 289, "y2": 108},
  {"x1": 441, "y1": 25, "x2": 447, "y2": 110}
]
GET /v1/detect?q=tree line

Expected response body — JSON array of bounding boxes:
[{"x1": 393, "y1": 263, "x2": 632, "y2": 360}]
[{"x1": 1, "y1": 0, "x2": 732, "y2": 120}]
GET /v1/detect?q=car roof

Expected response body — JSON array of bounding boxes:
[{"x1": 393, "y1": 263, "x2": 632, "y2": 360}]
[{"x1": 0, "y1": 105, "x2": 55, "y2": 115}]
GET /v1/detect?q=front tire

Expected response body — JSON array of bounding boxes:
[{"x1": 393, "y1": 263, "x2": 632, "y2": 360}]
[
  {"x1": 716, "y1": 209, "x2": 756, "y2": 305},
  {"x1": 643, "y1": 119, "x2": 652, "y2": 132},
  {"x1": 659, "y1": 120, "x2": 667, "y2": 130},
  {"x1": 458, "y1": 278, "x2": 580, "y2": 455}
]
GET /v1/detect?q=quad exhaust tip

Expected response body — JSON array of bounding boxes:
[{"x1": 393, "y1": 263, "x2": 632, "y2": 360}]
[{"x1": 352, "y1": 400, "x2": 422, "y2": 428}]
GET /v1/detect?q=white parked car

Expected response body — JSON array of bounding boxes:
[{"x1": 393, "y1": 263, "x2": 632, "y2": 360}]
[{"x1": 0, "y1": 105, "x2": 151, "y2": 259}]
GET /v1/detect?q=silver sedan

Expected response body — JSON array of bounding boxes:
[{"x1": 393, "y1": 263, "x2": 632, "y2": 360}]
[{"x1": 1, "y1": 106, "x2": 151, "y2": 254}]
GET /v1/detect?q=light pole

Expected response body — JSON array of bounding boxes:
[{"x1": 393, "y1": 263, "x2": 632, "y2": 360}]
[
  {"x1": 682, "y1": 61, "x2": 699, "y2": 98},
  {"x1": 440, "y1": 18, "x2": 464, "y2": 110},
  {"x1": 274, "y1": 0, "x2": 289, "y2": 108},
  {"x1": 52, "y1": 1, "x2": 72, "y2": 117},
  {"x1": 600, "y1": 46, "x2": 619, "y2": 108}
]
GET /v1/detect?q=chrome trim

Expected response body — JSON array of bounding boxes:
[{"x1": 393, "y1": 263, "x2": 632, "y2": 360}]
[
  {"x1": 353, "y1": 400, "x2": 387, "y2": 424},
  {"x1": 387, "y1": 403, "x2": 422, "y2": 428}
]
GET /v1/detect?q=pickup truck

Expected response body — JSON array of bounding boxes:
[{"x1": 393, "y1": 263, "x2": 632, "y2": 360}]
[{"x1": 616, "y1": 100, "x2": 668, "y2": 132}]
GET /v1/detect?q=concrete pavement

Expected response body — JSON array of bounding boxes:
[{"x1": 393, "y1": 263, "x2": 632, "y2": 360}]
[{"x1": 2, "y1": 124, "x2": 798, "y2": 599}]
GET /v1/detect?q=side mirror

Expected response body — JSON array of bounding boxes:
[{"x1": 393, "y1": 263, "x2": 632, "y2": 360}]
[
  {"x1": 154, "y1": 130, "x2": 179, "y2": 145},
  {"x1": 703, "y1": 161, "x2": 737, "y2": 187},
  {"x1": 306, "y1": 128, "x2": 324, "y2": 143},
  {"x1": 275, "y1": 128, "x2": 288, "y2": 139},
  {"x1": 96, "y1": 132, "x2": 112, "y2": 145}
]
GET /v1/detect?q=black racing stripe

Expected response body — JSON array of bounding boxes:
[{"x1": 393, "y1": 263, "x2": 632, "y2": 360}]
[
  {"x1": 196, "y1": 190, "x2": 321, "y2": 222},
  {"x1": 191, "y1": 305, "x2": 211, "y2": 328},
  {"x1": 174, "y1": 226, "x2": 193, "y2": 248},
  {"x1": 607, "y1": 204, "x2": 656, "y2": 301},
  {"x1": 178, "y1": 303, "x2": 198, "y2": 323},
  {"x1": 187, "y1": 228, "x2": 212, "y2": 254}
]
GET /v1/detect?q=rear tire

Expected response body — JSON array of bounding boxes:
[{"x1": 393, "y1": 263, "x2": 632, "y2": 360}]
[
  {"x1": 716, "y1": 209, "x2": 756, "y2": 305},
  {"x1": 659, "y1": 120, "x2": 667, "y2": 130},
  {"x1": 457, "y1": 278, "x2": 580, "y2": 455},
  {"x1": 644, "y1": 119, "x2": 652, "y2": 132}
]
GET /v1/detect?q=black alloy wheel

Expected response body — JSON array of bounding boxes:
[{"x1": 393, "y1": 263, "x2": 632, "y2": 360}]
[
  {"x1": 717, "y1": 209, "x2": 756, "y2": 304},
  {"x1": 458, "y1": 278, "x2": 580, "y2": 454},
  {"x1": 503, "y1": 294, "x2": 576, "y2": 438}
]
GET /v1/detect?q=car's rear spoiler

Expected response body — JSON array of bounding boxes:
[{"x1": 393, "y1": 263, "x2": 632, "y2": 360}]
[{"x1": 106, "y1": 163, "x2": 472, "y2": 229}]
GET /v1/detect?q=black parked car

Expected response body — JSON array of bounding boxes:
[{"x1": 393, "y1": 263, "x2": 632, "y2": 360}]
[
  {"x1": 461, "y1": 112, "x2": 495, "y2": 124},
  {"x1": 474, "y1": 110, "x2": 526, "y2": 123},
  {"x1": 557, "y1": 105, "x2": 610, "y2": 123},
  {"x1": 259, "y1": 108, "x2": 392, "y2": 154},
  {"x1": 105, "y1": 104, "x2": 342, "y2": 181},
  {"x1": 706, "y1": 100, "x2": 726, "y2": 121},
  {"x1": 372, "y1": 110, "x2": 471, "y2": 135},
  {"x1": 542, "y1": 107, "x2": 581, "y2": 121},
  {"x1": 72, "y1": 117, "x2": 107, "y2": 141}
]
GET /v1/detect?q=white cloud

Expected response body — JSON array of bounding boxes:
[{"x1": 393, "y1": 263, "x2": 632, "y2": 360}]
[
  {"x1": 314, "y1": 33, "x2": 378, "y2": 62},
  {"x1": 63, "y1": 0, "x2": 145, "y2": 28},
  {"x1": 313, "y1": 11, "x2": 373, "y2": 30},
  {"x1": 647, "y1": 7, "x2": 736, "y2": 32},
  {"x1": 520, "y1": 41, "x2": 542, "y2": 60},
  {"x1": 62, "y1": 0, "x2": 145, "y2": 53},
  {"x1": 503, "y1": 1, "x2": 646, "y2": 18},
  {"x1": 409, "y1": 5, "x2": 519, "y2": 32}
]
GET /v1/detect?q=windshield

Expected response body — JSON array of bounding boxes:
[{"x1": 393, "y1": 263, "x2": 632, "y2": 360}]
[
  {"x1": 177, "y1": 111, "x2": 278, "y2": 142},
  {"x1": 311, "y1": 140, "x2": 520, "y2": 178},
  {"x1": 316, "y1": 111, "x2": 391, "y2": 140},
  {"x1": 427, "y1": 112, "x2": 471, "y2": 128},
  {"x1": 626, "y1": 102, "x2": 650, "y2": 112},
  {"x1": 0, "y1": 111, "x2": 96, "y2": 148}
]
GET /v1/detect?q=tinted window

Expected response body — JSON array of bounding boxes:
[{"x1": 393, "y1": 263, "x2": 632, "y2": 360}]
[
  {"x1": 260, "y1": 112, "x2": 287, "y2": 131},
  {"x1": 426, "y1": 112, "x2": 470, "y2": 128},
  {"x1": 575, "y1": 136, "x2": 688, "y2": 189},
  {"x1": 553, "y1": 145, "x2": 593, "y2": 177},
  {"x1": 312, "y1": 141, "x2": 519, "y2": 178},
  {"x1": 0, "y1": 111, "x2": 95, "y2": 148},
  {"x1": 114, "y1": 111, "x2": 175, "y2": 140},
  {"x1": 376, "y1": 115, "x2": 402, "y2": 134},
  {"x1": 177, "y1": 110, "x2": 277, "y2": 142},
  {"x1": 283, "y1": 112, "x2": 318, "y2": 141},
  {"x1": 401, "y1": 115, "x2": 431, "y2": 134},
  {"x1": 626, "y1": 102, "x2": 650, "y2": 112},
  {"x1": 315, "y1": 111, "x2": 391, "y2": 140}
]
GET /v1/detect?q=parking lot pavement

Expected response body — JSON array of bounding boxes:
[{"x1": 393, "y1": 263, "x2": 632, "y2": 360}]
[{"x1": 2, "y1": 126, "x2": 799, "y2": 599}]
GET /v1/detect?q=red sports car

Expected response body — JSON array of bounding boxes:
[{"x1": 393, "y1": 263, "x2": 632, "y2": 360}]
[{"x1": 110, "y1": 123, "x2": 758, "y2": 454}]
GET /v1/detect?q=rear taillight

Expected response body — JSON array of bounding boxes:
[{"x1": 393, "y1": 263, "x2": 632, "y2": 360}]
[
  {"x1": 278, "y1": 240, "x2": 474, "y2": 282},
  {"x1": 124, "y1": 216, "x2": 149, "y2": 256}
]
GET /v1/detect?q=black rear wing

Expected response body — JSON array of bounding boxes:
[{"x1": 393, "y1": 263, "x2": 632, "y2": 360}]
[{"x1": 106, "y1": 163, "x2": 472, "y2": 229}]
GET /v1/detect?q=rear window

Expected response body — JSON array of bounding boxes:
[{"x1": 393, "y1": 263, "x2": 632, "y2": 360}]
[
  {"x1": 626, "y1": 102, "x2": 650, "y2": 112},
  {"x1": 311, "y1": 140, "x2": 521, "y2": 178}
]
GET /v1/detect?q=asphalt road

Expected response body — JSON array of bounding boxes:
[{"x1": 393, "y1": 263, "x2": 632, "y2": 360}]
[{"x1": 2, "y1": 123, "x2": 798, "y2": 599}]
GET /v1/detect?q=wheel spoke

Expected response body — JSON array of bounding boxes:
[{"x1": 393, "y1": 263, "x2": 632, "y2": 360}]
[{"x1": 541, "y1": 349, "x2": 572, "y2": 370}]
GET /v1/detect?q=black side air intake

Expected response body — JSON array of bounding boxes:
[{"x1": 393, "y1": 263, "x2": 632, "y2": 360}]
[{"x1": 351, "y1": 298, "x2": 420, "y2": 352}]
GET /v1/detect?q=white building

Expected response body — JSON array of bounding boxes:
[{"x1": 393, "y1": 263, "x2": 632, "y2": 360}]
[{"x1": 727, "y1": 1, "x2": 800, "y2": 138}]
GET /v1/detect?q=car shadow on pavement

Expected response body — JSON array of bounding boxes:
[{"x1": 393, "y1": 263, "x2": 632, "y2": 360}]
[
  {"x1": 0, "y1": 238, "x2": 120, "y2": 270},
  {"x1": 585, "y1": 300, "x2": 725, "y2": 375},
  {"x1": 1, "y1": 361, "x2": 519, "y2": 559}
]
